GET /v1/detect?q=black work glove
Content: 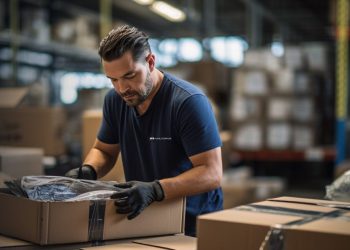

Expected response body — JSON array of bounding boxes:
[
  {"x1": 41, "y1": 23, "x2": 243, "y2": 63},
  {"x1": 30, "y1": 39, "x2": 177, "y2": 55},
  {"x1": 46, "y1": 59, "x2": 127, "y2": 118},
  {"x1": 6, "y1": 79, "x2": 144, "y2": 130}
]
[
  {"x1": 64, "y1": 165, "x2": 97, "y2": 180},
  {"x1": 111, "y1": 180, "x2": 165, "y2": 220}
]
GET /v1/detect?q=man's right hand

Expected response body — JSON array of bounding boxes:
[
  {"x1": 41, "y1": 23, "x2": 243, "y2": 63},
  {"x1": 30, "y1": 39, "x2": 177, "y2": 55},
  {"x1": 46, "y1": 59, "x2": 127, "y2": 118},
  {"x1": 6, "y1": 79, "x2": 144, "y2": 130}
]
[{"x1": 65, "y1": 165, "x2": 97, "y2": 180}]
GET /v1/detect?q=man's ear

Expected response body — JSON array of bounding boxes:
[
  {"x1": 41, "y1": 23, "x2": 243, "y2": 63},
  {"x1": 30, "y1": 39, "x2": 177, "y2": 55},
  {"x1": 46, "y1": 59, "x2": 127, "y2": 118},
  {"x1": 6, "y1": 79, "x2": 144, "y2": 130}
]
[{"x1": 146, "y1": 53, "x2": 156, "y2": 72}]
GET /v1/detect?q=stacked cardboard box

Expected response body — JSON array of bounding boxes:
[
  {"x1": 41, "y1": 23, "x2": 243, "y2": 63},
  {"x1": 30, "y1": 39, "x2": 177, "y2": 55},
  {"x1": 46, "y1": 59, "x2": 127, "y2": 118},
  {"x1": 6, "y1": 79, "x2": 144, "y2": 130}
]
[
  {"x1": 0, "y1": 146, "x2": 43, "y2": 178},
  {"x1": 0, "y1": 107, "x2": 66, "y2": 156},
  {"x1": 221, "y1": 167, "x2": 285, "y2": 209},
  {"x1": 82, "y1": 110, "x2": 125, "y2": 182},
  {"x1": 0, "y1": 88, "x2": 66, "y2": 156},
  {"x1": 167, "y1": 60, "x2": 229, "y2": 104},
  {"x1": 230, "y1": 45, "x2": 326, "y2": 151}
]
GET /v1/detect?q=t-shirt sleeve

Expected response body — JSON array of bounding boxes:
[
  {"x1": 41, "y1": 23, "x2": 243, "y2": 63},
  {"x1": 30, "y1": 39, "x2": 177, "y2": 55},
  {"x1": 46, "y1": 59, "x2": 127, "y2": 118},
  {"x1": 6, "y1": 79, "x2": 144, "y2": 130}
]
[
  {"x1": 178, "y1": 94, "x2": 222, "y2": 156},
  {"x1": 97, "y1": 91, "x2": 119, "y2": 144}
]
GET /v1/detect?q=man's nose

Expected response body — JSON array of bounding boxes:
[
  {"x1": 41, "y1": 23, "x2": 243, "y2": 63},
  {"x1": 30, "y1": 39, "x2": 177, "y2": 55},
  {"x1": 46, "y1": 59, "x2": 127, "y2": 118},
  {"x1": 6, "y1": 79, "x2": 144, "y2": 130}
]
[{"x1": 116, "y1": 79, "x2": 130, "y2": 93}]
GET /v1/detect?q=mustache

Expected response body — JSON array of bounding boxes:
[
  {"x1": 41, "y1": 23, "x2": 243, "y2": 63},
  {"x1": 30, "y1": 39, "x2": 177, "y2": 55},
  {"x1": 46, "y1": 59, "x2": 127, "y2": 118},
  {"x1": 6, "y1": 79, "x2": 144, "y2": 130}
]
[{"x1": 120, "y1": 90, "x2": 138, "y2": 97}]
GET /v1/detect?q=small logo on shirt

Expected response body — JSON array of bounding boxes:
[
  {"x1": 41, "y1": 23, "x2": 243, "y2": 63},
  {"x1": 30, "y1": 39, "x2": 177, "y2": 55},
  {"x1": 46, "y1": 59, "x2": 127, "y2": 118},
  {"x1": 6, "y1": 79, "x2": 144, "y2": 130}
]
[{"x1": 149, "y1": 137, "x2": 172, "y2": 141}]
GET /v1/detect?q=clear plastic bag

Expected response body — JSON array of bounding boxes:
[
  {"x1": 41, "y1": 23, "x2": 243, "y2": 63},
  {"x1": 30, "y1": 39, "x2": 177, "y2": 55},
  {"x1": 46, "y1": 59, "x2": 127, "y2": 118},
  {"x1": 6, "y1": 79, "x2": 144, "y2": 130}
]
[
  {"x1": 66, "y1": 190, "x2": 118, "y2": 201},
  {"x1": 325, "y1": 170, "x2": 350, "y2": 202},
  {"x1": 5, "y1": 176, "x2": 119, "y2": 202}
]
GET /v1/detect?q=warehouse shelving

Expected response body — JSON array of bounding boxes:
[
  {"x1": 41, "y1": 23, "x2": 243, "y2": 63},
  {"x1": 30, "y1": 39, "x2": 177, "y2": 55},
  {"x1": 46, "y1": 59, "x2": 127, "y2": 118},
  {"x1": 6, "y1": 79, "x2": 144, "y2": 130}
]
[
  {"x1": 0, "y1": 32, "x2": 101, "y2": 75},
  {"x1": 232, "y1": 148, "x2": 336, "y2": 162},
  {"x1": 0, "y1": 33, "x2": 99, "y2": 61}
]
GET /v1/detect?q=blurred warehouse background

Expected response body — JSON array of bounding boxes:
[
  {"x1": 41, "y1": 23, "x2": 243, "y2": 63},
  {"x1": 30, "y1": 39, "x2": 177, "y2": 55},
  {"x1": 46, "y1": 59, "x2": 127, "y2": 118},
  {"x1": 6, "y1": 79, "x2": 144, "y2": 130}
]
[{"x1": 0, "y1": 0, "x2": 348, "y2": 208}]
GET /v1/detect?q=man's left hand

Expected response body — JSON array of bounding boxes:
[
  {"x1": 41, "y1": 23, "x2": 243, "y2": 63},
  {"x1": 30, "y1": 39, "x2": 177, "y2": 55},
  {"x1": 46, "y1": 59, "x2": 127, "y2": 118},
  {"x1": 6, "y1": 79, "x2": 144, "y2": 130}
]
[{"x1": 111, "y1": 180, "x2": 164, "y2": 220}]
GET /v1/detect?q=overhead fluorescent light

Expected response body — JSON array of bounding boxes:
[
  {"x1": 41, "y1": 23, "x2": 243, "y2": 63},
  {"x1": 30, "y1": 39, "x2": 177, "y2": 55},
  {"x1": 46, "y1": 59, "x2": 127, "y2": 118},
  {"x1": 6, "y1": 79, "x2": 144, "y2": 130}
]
[
  {"x1": 150, "y1": 1, "x2": 186, "y2": 22},
  {"x1": 133, "y1": 0, "x2": 154, "y2": 5}
]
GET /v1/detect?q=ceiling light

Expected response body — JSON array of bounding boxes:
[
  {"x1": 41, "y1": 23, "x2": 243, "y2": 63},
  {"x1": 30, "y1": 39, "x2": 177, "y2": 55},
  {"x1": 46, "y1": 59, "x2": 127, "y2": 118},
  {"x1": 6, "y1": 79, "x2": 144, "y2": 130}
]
[
  {"x1": 150, "y1": 1, "x2": 186, "y2": 22},
  {"x1": 133, "y1": 0, "x2": 154, "y2": 5}
]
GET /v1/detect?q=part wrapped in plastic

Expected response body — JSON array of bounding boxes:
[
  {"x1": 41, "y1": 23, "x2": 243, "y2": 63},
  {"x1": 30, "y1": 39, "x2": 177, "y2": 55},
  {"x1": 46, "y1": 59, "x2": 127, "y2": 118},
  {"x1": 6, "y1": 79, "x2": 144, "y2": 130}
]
[
  {"x1": 5, "y1": 176, "x2": 120, "y2": 201},
  {"x1": 66, "y1": 190, "x2": 118, "y2": 201},
  {"x1": 325, "y1": 170, "x2": 350, "y2": 202}
]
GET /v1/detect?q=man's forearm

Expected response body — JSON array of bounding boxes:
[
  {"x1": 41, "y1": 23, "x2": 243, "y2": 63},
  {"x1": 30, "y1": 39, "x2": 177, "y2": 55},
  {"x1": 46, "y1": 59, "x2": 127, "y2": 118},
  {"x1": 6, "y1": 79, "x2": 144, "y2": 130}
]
[
  {"x1": 83, "y1": 147, "x2": 117, "y2": 178},
  {"x1": 159, "y1": 147, "x2": 222, "y2": 200},
  {"x1": 160, "y1": 164, "x2": 221, "y2": 200}
]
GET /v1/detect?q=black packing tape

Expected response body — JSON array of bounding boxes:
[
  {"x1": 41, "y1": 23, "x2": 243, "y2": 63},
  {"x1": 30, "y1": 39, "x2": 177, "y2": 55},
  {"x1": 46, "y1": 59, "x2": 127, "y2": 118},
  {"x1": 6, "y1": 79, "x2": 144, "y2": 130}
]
[
  {"x1": 236, "y1": 203, "x2": 348, "y2": 250},
  {"x1": 88, "y1": 200, "x2": 106, "y2": 243},
  {"x1": 236, "y1": 204, "x2": 345, "y2": 219}
]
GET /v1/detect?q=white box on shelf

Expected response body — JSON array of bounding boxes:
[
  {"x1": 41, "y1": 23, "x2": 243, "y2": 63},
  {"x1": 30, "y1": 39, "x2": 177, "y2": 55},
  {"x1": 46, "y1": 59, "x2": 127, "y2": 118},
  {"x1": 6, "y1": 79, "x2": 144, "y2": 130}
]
[
  {"x1": 233, "y1": 123, "x2": 263, "y2": 150},
  {"x1": 293, "y1": 125, "x2": 314, "y2": 149},
  {"x1": 268, "y1": 98, "x2": 292, "y2": 120},
  {"x1": 266, "y1": 123, "x2": 292, "y2": 149},
  {"x1": 292, "y1": 98, "x2": 314, "y2": 122}
]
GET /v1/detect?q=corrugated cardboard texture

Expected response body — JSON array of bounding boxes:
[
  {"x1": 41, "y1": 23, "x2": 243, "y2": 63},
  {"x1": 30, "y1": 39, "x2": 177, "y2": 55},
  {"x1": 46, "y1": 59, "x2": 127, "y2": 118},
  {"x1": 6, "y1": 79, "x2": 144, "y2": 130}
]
[
  {"x1": 0, "y1": 192, "x2": 185, "y2": 245},
  {"x1": 197, "y1": 197, "x2": 350, "y2": 250},
  {"x1": 46, "y1": 201, "x2": 90, "y2": 244},
  {"x1": 0, "y1": 193, "x2": 42, "y2": 243},
  {"x1": 197, "y1": 209, "x2": 301, "y2": 250},
  {"x1": 103, "y1": 199, "x2": 185, "y2": 240}
]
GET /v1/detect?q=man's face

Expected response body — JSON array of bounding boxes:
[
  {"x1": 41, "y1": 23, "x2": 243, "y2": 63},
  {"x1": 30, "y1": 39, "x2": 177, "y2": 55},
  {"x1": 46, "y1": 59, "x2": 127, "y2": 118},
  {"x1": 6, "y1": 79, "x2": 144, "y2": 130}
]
[{"x1": 103, "y1": 51, "x2": 154, "y2": 106}]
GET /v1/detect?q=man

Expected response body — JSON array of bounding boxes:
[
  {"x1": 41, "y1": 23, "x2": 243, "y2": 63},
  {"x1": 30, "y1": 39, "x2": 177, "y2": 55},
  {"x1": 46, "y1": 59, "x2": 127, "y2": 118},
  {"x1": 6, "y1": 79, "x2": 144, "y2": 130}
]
[{"x1": 66, "y1": 25, "x2": 223, "y2": 236}]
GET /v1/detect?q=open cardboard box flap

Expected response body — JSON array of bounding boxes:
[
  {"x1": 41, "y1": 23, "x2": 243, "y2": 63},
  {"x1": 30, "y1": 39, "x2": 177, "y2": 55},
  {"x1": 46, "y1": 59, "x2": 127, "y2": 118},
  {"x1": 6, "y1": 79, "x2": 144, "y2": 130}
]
[{"x1": 0, "y1": 87, "x2": 28, "y2": 108}]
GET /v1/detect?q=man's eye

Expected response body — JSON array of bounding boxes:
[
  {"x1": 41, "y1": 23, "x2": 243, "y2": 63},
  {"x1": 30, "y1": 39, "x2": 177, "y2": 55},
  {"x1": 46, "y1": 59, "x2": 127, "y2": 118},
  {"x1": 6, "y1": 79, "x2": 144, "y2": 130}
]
[{"x1": 124, "y1": 73, "x2": 136, "y2": 79}]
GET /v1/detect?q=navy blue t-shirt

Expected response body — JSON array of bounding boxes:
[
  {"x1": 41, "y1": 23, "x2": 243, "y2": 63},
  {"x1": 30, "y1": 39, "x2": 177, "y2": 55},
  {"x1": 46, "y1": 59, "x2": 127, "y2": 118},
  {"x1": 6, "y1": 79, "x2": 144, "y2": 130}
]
[{"x1": 98, "y1": 72, "x2": 223, "y2": 236}]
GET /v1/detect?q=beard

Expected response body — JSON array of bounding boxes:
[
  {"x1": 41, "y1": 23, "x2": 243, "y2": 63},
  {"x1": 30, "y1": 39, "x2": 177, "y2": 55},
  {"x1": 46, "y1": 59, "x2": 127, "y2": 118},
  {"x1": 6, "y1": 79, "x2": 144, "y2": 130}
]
[{"x1": 121, "y1": 71, "x2": 153, "y2": 107}]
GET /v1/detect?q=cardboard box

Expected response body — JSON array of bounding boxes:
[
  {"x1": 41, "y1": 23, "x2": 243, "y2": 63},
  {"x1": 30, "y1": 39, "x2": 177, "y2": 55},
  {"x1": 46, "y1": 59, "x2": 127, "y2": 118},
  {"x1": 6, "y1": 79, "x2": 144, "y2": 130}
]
[
  {"x1": 0, "y1": 234, "x2": 32, "y2": 248},
  {"x1": 243, "y1": 70, "x2": 269, "y2": 96},
  {"x1": 267, "y1": 97, "x2": 292, "y2": 120},
  {"x1": 294, "y1": 71, "x2": 313, "y2": 94},
  {"x1": 233, "y1": 123, "x2": 263, "y2": 150},
  {"x1": 0, "y1": 192, "x2": 185, "y2": 245},
  {"x1": 222, "y1": 181, "x2": 255, "y2": 209},
  {"x1": 284, "y1": 46, "x2": 305, "y2": 69},
  {"x1": 292, "y1": 125, "x2": 315, "y2": 150},
  {"x1": 0, "y1": 87, "x2": 28, "y2": 108},
  {"x1": 292, "y1": 97, "x2": 314, "y2": 122},
  {"x1": 243, "y1": 49, "x2": 282, "y2": 72},
  {"x1": 0, "y1": 234, "x2": 196, "y2": 250},
  {"x1": 249, "y1": 176, "x2": 286, "y2": 201},
  {"x1": 272, "y1": 68, "x2": 294, "y2": 94},
  {"x1": 302, "y1": 43, "x2": 329, "y2": 72},
  {"x1": 197, "y1": 196, "x2": 350, "y2": 250},
  {"x1": 230, "y1": 97, "x2": 264, "y2": 121},
  {"x1": 221, "y1": 169, "x2": 286, "y2": 209},
  {"x1": 0, "y1": 107, "x2": 66, "y2": 155},
  {"x1": 82, "y1": 110, "x2": 125, "y2": 182},
  {"x1": 221, "y1": 167, "x2": 254, "y2": 209},
  {"x1": 266, "y1": 123, "x2": 292, "y2": 149},
  {"x1": 0, "y1": 146, "x2": 43, "y2": 178},
  {"x1": 131, "y1": 235, "x2": 196, "y2": 250},
  {"x1": 167, "y1": 61, "x2": 229, "y2": 101}
]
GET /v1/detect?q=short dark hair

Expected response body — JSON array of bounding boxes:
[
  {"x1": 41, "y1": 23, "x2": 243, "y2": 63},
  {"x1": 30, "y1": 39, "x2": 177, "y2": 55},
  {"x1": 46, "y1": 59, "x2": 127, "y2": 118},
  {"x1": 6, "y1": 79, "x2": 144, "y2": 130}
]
[{"x1": 98, "y1": 25, "x2": 151, "y2": 62}]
